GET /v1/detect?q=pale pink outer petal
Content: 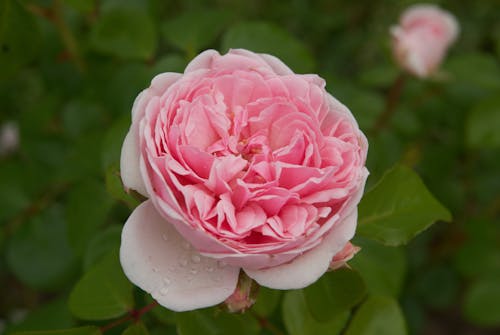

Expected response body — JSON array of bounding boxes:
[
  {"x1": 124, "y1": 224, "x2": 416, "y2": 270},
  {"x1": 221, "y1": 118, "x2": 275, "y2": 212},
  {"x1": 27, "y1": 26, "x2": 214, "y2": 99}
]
[
  {"x1": 184, "y1": 49, "x2": 220, "y2": 73},
  {"x1": 259, "y1": 53, "x2": 294, "y2": 75},
  {"x1": 244, "y1": 209, "x2": 358, "y2": 289},
  {"x1": 121, "y1": 72, "x2": 182, "y2": 196},
  {"x1": 120, "y1": 129, "x2": 148, "y2": 196},
  {"x1": 120, "y1": 200, "x2": 240, "y2": 311}
]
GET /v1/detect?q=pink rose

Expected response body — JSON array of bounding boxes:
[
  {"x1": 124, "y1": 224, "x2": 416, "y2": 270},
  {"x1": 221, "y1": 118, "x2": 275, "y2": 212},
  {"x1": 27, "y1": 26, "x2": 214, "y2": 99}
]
[
  {"x1": 391, "y1": 4, "x2": 459, "y2": 78},
  {"x1": 120, "y1": 49, "x2": 368, "y2": 311}
]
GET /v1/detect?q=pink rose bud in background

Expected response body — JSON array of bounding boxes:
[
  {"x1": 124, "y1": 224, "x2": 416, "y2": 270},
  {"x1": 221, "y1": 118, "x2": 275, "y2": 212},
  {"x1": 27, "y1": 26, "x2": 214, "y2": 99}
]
[
  {"x1": 0, "y1": 121, "x2": 19, "y2": 156},
  {"x1": 120, "y1": 49, "x2": 368, "y2": 311},
  {"x1": 391, "y1": 4, "x2": 459, "y2": 78}
]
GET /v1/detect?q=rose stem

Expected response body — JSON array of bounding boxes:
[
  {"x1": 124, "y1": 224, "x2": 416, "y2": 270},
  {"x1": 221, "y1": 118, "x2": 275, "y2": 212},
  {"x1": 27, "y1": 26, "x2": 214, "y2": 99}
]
[
  {"x1": 99, "y1": 301, "x2": 159, "y2": 333},
  {"x1": 372, "y1": 72, "x2": 406, "y2": 134}
]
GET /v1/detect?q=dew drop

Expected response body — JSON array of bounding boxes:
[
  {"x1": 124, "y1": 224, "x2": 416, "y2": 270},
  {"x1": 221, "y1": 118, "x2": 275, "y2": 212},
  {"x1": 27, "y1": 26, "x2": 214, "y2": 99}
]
[
  {"x1": 162, "y1": 277, "x2": 171, "y2": 285},
  {"x1": 160, "y1": 287, "x2": 169, "y2": 296},
  {"x1": 162, "y1": 234, "x2": 169, "y2": 241},
  {"x1": 190, "y1": 268, "x2": 198, "y2": 275},
  {"x1": 152, "y1": 267, "x2": 158, "y2": 273},
  {"x1": 191, "y1": 254, "x2": 201, "y2": 263},
  {"x1": 217, "y1": 260, "x2": 227, "y2": 268},
  {"x1": 206, "y1": 265, "x2": 214, "y2": 272},
  {"x1": 179, "y1": 257, "x2": 188, "y2": 267},
  {"x1": 182, "y1": 241, "x2": 191, "y2": 250}
]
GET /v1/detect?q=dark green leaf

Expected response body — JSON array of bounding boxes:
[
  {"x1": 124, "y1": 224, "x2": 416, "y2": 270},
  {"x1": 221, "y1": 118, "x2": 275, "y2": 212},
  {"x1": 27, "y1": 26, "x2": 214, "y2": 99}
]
[
  {"x1": 222, "y1": 22, "x2": 315, "y2": 73},
  {"x1": 90, "y1": 8, "x2": 157, "y2": 60},
  {"x1": 176, "y1": 308, "x2": 260, "y2": 335},
  {"x1": 162, "y1": 9, "x2": 232, "y2": 55},
  {"x1": 463, "y1": 274, "x2": 500, "y2": 327},
  {"x1": 350, "y1": 237, "x2": 407, "y2": 297},
  {"x1": 358, "y1": 164, "x2": 452, "y2": 246},
  {"x1": 11, "y1": 326, "x2": 101, "y2": 335},
  {"x1": 345, "y1": 296, "x2": 407, "y2": 335},
  {"x1": 122, "y1": 322, "x2": 149, "y2": 335},
  {"x1": 466, "y1": 94, "x2": 500, "y2": 148},
  {"x1": 6, "y1": 205, "x2": 77, "y2": 290},
  {"x1": 252, "y1": 286, "x2": 282, "y2": 317},
  {"x1": 66, "y1": 178, "x2": 113, "y2": 255},
  {"x1": 303, "y1": 268, "x2": 366, "y2": 322},
  {"x1": 0, "y1": 0, "x2": 41, "y2": 79},
  {"x1": 282, "y1": 290, "x2": 349, "y2": 335},
  {"x1": 69, "y1": 249, "x2": 134, "y2": 320},
  {"x1": 83, "y1": 225, "x2": 122, "y2": 270}
]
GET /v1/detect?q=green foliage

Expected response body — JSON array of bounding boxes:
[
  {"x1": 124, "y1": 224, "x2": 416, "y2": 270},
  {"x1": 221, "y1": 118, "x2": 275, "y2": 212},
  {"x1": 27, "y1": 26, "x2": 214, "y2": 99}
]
[
  {"x1": 303, "y1": 268, "x2": 366, "y2": 322},
  {"x1": 69, "y1": 249, "x2": 134, "y2": 320},
  {"x1": 1, "y1": 1, "x2": 499, "y2": 334},
  {"x1": 0, "y1": 0, "x2": 41, "y2": 79},
  {"x1": 222, "y1": 22, "x2": 315, "y2": 73},
  {"x1": 282, "y1": 290, "x2": 349, "y2": 335},
  {"x1": 345, "y1": 296, "x2": 407, "y2": 335},
  {"x1": 176, "y1": 308, "x2": 260, "y2": 335},
  {"x1": 6, "y1": 205, "x2": 77, "y2": 290},
  {"x1": 358, "y1": 164, "x2": 452, "y2": 246}
]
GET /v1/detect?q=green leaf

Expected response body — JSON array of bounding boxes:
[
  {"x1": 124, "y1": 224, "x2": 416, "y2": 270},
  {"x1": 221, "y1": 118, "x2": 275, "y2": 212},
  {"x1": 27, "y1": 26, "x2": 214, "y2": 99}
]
[
  {"x1": 0, "y1": 0, "x2": 41, "y2": 80},
  {"x1": 350, "y1": 237, "x2": 407, "y2": 297},
  {"x1": 69, "y1": 248, "x2": 134, "y2": 320},
  {"x1": 162, "y1": 9, "x2": 232, "y2": 56},
  {"x1": 6, "y1": 298, "x2": 73, "y2": 333},
  {"x1": 11, "y1": 326, "x2": 101, "y2": 335},
  {"x1": 282, "y1": 290, "x2": 349, "y2": 335},
  {"x1": 145, "y1": 294, "x2": 176, "y2": 325},
  {"x1": 62, "y1": 100, "x2": 105, "y2": 139},
  {"x1": 358, "y1": 164, "x2": 452, "y2": 246},
  {"x1": 344, "y1": 296, "x2": 407, "y2": 335},
  {"x1": 122, "y1": 322, "x2": 149, "y2": 335},
  {"x1": 90, "y1": 8, "x2": 157, "y2": 60},
  {"x1": 463, "y1": 274, "x2": 500, "y2": 327},
  {"x1": 63, "y1": 0, "x2": 95, "y2": 13},
  {"x1": 466, "y1": 94, "x2": 500, "y2": 148},
  {"x1": 152, "y1": 54, "x2": 187, "y2": 74},
  {"x1": 176, "y1": 308, "x2": 260, "y2": 335},
  {"x1": 222, "y1": 22, "x2": 315, "y2": 73},
  {"x1": 252, "y1": 286, "x2": 282, "y2": 317},
  {"x1": 6, "y1": 205, "x2": 77, "y2": 290},
  {"x1": 66, "y1": 178, "x2": 114, "y2": 255},
  {"x1": 303, "y1": 268, "x2": 366, "y2": 322},
  {"x1": 83, "y1": 225, "x2": 122, "y2": 270},
  {"x1": 105, "y1": 163, "x2": 140, "y2": 209},
  {"x1": 414, "y1": 265, "x2": 459, "y2": 309}
]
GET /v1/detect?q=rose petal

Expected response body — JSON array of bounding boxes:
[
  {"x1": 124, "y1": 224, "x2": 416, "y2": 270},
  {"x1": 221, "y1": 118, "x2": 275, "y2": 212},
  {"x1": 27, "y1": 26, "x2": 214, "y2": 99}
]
[
  {"x1": 120, "y1": 129, "x2": 148, "y2": 196},
  {"x1": 120, "y1": 200, "x2": 240, "y2": 311},
  {"x1": 244, "y1": 209, "x2": 357, "y2": 289}
]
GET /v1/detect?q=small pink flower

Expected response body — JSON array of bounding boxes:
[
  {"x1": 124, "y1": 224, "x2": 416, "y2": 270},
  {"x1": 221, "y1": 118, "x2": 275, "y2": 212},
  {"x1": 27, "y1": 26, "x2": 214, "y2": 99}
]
[
  {"x1": 391, "y1": 4, "x2": 459, "y2": 78},
  {"x1": 0, "y1": 121, "x2": 19, "y2": 156},
  {"x1": 120, "y1": 49, "x2": 368, "y2": 311}
]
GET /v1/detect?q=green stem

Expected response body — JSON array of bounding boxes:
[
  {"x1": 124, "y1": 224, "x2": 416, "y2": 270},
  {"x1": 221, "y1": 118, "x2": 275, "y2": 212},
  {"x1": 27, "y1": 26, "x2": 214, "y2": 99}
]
[
  {"x1": 372, "y1": 73, "x2": 406, "y2": 134},
  {"x1": 100, "y1": 301, "x2": 159, "y2": 333},
  {"x1": 250, "y1": 310, "x2": 285, "y2": 335}
]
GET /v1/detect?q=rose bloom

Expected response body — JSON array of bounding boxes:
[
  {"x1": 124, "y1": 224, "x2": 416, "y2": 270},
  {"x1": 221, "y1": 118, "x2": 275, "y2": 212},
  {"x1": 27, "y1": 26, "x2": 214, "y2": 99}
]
[
  {"x1": 391, "y1": 4, "x2": 459, "y2": 78},
  {"x1": 120, "y1": 49, "x2": 368, "y2": 311}
]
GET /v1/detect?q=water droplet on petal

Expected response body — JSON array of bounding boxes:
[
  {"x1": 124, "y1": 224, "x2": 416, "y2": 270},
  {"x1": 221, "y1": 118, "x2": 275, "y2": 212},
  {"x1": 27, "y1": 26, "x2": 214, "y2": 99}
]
[
  {"x1": 179, "y1": 257, "x2": 188, "y2": 267},
  {"x1": 182, "y1": 241, "x2": 191, "y2": 250},
  {"x1": 217, "y1": 260, "x2": 227, "y2": 268},
  {"x1": 190, "y1": 268, "x2": 198, "y2": 275},
  {"x1": 160, "y1": 287, "x2": 169, "y2": 296},
  {"x1": 162, "y1": 234, "x2": 169, "y2": 241},
  {"x1": 191, "y1": 254, "x2": 201, "y2": 263},
  {"x1": 152, "y1": 267, "x2": 158, "y2": 273},
  {"x1": 162, "y1": 277, "x2": 171, "y2": 285},
  {"x1": 206, "y1": 265, "x2": 214, "y2": 272}
]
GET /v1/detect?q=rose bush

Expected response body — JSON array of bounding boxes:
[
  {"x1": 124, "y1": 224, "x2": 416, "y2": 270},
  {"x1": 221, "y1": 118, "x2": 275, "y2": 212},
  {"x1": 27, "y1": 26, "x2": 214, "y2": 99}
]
[
  {"x1": 391, "y1": 4, "x2": 459, "y2": 78},
  {"x1": 119, "y1": 49, "x2": 368, "y2": 311}
]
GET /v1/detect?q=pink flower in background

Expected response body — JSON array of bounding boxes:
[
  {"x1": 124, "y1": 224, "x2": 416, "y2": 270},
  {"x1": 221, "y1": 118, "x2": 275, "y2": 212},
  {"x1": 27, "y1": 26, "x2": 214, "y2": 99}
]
[
  {"x1": 120, "y1": 49, "x2": 368, "y2": 311},
  {"x1": 0, "y1": 121, "x2": 19, "y2": 156},
  {"x1": 391, "y1": 4, "x2": 459, "y2": 78}
]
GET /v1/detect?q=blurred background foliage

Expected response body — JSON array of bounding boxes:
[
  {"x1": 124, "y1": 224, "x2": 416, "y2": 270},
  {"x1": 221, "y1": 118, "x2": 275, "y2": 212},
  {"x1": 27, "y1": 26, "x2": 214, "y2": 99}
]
[{"x1": 1, "y1": 0, "x2": 499, "y2": 334}]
